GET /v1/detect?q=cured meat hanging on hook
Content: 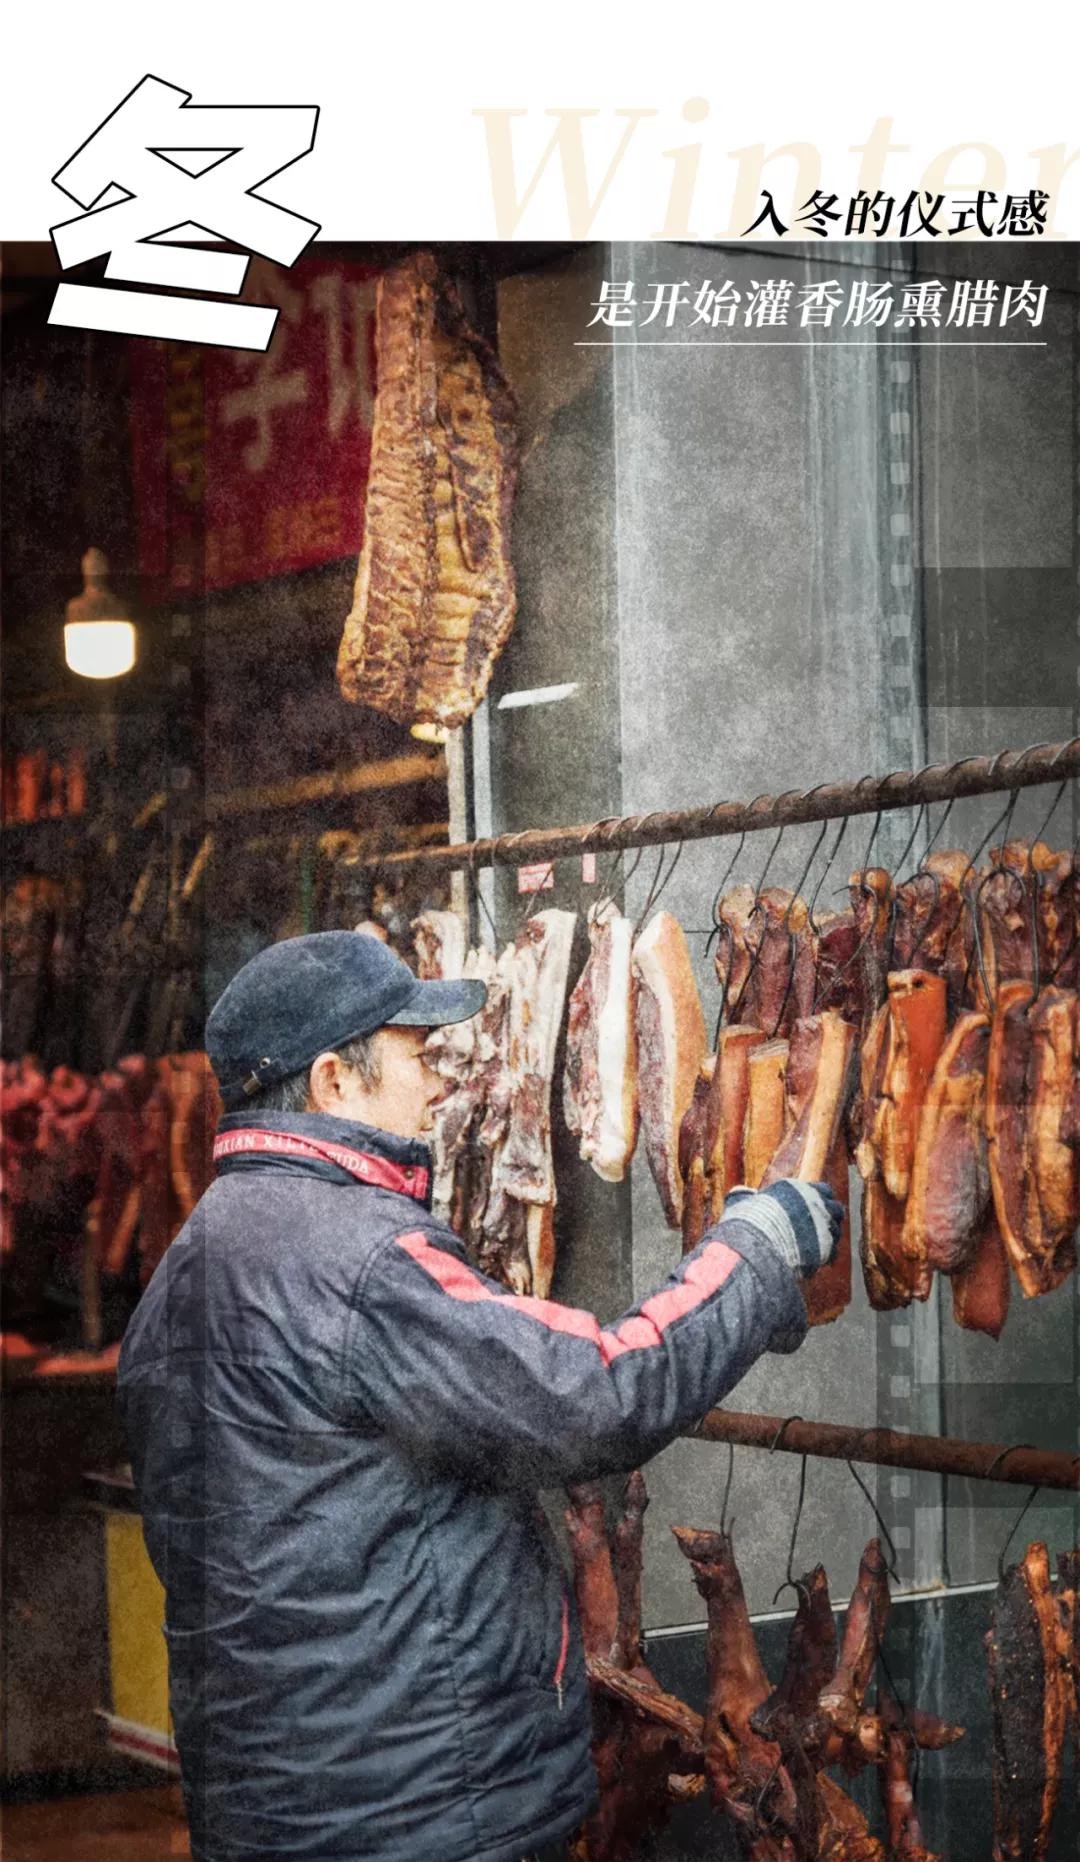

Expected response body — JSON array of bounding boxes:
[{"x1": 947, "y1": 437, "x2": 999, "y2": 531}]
[
  {"x1": 673, "y1": 1526, "x2": 799, "y2": 1837},
  {"x1": 986, "y1": 980, "x2": 1078, "y2": 1298},
  {"x1": 848, "y1": 869, "x2": 895, "y2": 1024},
  {"x1": 902, "y1": 1009, "x2": 992, "y2": 1278},
  {"x1": 336, "y1": 252, "x2": 519, "y2": 733},
  {"x1": 891, "y1": 850, "x2": 973, "y2": 1015},
  {"x1": 950, "y1": 1207, "x2": 1012, "y2": 1338},
  {"x1": 762, "y1": 1011, "x2": 857, "y2": 1188},
  {"x1": 632, "y1": 913, "x2": 706, "y2": 1229},
  {"x1": 975, "y1": 841, "x2": 1075, "y2": 1009},
  {"x1": 563, "y1": 902, "x2": 639, "y2": 1182},
  {"x1": 987, "y1": 1542, "x2": 1070, "y2": 1861}
]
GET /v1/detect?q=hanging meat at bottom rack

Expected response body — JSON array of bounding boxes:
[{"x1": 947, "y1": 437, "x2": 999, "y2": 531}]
[
  {"x1": 563, "y1": 1471, "x2": 971, "y2": 1861},
  {"x1": 987, "y1": 1542, "x2": 1079, "y2": 1862}
]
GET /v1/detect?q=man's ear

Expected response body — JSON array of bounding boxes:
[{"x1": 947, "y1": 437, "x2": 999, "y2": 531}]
[{"x1": 307, "y1": 1051, "x2": 344, "y2": 1114}]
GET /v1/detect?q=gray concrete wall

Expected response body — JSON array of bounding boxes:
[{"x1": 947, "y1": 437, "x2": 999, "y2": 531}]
[{"x1": 491, "y1": 242, "x2": 1079, "y2": 1651}]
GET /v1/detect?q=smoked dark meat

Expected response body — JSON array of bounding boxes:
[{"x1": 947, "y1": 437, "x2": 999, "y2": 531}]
[{"x1": 337, "y1": 252, "x2": 519, "y2": 732}]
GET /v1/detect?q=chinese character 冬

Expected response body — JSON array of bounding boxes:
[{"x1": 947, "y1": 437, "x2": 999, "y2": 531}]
[
  {"x1": 795, "y1": 192, "x2": 842, "y2": 237},
  {"x1": 895, "y1": 280, "x2": 948, "y2": 327},
  {"x1": 946, "y1": 279, "x2": 1000, "y2": 328},
  {"x1": 587, "y1": 282, "x2": 637, "y2": 327},
  {"x1": 691, "y1": 280, "x2": 741, "y2": 328},
  {"x1": 48, "y1": 74, "x2": 319, "y2": 350},
  {"x1": 641, "y1": 281, "x2": 693, "y2": 328},
  {"x1": 744, "y1": 280, "x2": 794, "y2": 328},
  {"x1": 844, "y1": 280, "x2": 894, "y2": 328}
]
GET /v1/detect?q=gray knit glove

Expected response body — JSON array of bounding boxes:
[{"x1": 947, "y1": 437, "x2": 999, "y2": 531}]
[{"x1": 721, "y1": 1180, "x2": 843, "y2": 1277}]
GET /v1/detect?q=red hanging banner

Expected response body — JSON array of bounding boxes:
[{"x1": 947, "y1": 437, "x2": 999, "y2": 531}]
[{"x1": 130, "y1": 255, "x2": 377, "y2": 597}]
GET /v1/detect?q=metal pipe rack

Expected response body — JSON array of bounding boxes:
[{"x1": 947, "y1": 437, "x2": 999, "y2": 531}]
[
  {"x1": 685, "y1": 1410, "x2": 1080, "y2": 1492},
  {"x1": 351, "y1": 736, "x2": 1080, "y2": 877}
]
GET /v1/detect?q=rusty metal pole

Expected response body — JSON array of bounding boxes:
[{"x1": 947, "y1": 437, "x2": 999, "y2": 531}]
[
  {"x1": 349, "y1": 737, "x2": 1080, "y2": 879},
  {"x1": 685, "y1": 1409, "x2": 1080, "y2": 1492}
]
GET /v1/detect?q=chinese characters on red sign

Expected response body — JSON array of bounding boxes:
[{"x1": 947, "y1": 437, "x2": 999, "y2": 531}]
[{"x1": 130, "y1": 256, "x2": 376, "y2": 596}]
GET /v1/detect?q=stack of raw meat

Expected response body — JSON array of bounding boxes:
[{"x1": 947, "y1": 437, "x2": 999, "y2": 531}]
[
  {"x1": 420, "y1": 908, "x2": 576, "y2": 1296},
  {"x1": 1, "y1": 1052, "x2": 221, "y2": 1312}
]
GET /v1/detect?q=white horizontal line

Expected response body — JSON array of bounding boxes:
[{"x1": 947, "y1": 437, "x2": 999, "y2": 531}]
[
  {"x1": 497, "y1": 682, "x2": 580, "y2": 710},
  {"x1": 575, "y1": 340, "x2": 1047, "y2": 348}
]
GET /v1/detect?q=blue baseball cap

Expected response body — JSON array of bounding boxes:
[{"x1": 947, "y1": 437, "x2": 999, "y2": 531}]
[{"x1": 206, "y1": 930, "x2": 486, "y2": 1110}]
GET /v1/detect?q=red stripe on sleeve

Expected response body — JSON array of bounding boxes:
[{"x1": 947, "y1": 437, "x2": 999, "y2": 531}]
[{"x1": 394, "y1": 1231, "x2": 743, "y2": 1366}]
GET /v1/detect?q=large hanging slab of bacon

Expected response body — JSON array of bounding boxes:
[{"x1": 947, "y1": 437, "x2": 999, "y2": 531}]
[
  {"x1": 987, "y1": 1542, "x2": 1070, "y2": 1860},
  {"x1": 903, "y1": 1009, "x2": 991, "y2": 1277},
  {"x1": 762, "y1": 1011, "x2": 857, "y2": 1188},
  {"x1": 855, "y1": 1003, "x2": 920, "y2": 1309},
  {"x1": 975, "y1": 841, "x2": 1074, "y2": 1008},
  {"x1": 337, "y1": 252, "x2": 519, "y2": 732},
  {"x1": 742, "y1": 1038, "x2": 789, "y2": 1188},
  {"x1": 848, "y1": 868, "x2": 894, "y2": 1023},
  {"x1": 872, "y1": 970, "x2": 949, "y2": 1205},
  {"x1": 891, "y1": 850, "x2": 973, "y2": 1015},
  {"x1": 563, "y1": 902, "x2": 639, "y2": 1183},
  {"x1": 702, "y1": 1024, "x2": 765, "y2": 1224},
  {"x1": 632, "y1": 912, "x2": 706, "y2": 1229},
  {"x1": 731, "y1": 887, "x2": 816, "y2": 1038},
  {"x1": 950, "y1": 1208, "x2": 1012, "y2": 1339},
  {"x1": 987, "y1": 980, "x2": 1078, "y2": 1297}
]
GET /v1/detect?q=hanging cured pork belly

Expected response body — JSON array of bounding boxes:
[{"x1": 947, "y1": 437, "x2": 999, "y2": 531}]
[
  {"x1": 987, "y1": 1542, "x2": 1070, "y2": 1861},
  {"x1": 468, "y1": 910, "x2": 574, "y2": 1296},
  {"x1": 724, "y1": 887, "x2": 816, "y2": 1038},
  {"x1": 950, "y1": 1209, "x2": 1012, "y2": 1339},
  {"x1": 563, "y1": 902, "x2": 639, "y2": 1182},
  {"x1": 812, "y1": 909, "x2": 863, "y2": 1022},
  {"x1": 891, "y1": 850, "x2": 973, "y2": 1015},
  {"x1": 762, "y1": 1012, "x2": 857, "y2": 1187},
  {"x1": 902, "y1": 1009, "x2": 991, "y2": 1278},
  {"x1": 632, "y1": 913, "x2": 706, "y2": 1230},
  {"x1": 986, "y1": 980, "x2": 1078, "y2": 1298},
  {"x1": 742, "y1": 1038, "x2": 789, "y2": 1189},
  {"x1": 337, "y1": 251, "x2": 519, "y2": 733},
  {"x1": 975, "y1": 841, "x2": 1075, "y2": 1008},
  {"x1": 848, "y1": 868, "x2": 894, "y2": 1022},
  {"x1": 856, "y1": 971, "x2": 947, "y2": 1310},
  {"x1": 872, "y1": 970, "x2": 949, "y2": 1205},
  {"x1": 701, "y1": 1024, "x2": 765, "y2": 1227},
  {"x1": 425, "y1": 944, "x2": 503, "y2": 1212}
]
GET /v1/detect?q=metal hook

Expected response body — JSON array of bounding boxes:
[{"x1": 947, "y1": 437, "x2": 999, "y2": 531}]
[
  {"x1": 806, "y1": 815, "x2": 851, "y2": 932},
  {"x1": 768, "y1": 1419, "x2": 809, "y2": 1608},
  {"x1": 719, "y1": 1441, "x2": 736, "y2": 1537},
  {"x1": 468, "y1": 844, "x2": 499, "y2": 948},
  {"x1": 997, "y1": 1481, "x2": 1042, "y2": 1581},
  {"x1": 844, "y1": 1428, "x2": 901, "y2": 1584}
]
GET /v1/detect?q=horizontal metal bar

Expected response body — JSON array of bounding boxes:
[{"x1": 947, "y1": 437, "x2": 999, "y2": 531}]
[
  {"x1": 686, "y1": 1408, "x2": 1080, "y2": 1492},
  {"x1": 351, "y1": 737, "x2": 1080, "y2": 877},
  {"x1": 205, "y1": 751, "x2": 446, "y2": 821}
]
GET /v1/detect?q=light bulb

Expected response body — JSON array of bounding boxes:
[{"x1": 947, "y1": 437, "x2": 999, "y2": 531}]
[{"x1": 64, "y1": 620, "x2": 137, "y2": 680}]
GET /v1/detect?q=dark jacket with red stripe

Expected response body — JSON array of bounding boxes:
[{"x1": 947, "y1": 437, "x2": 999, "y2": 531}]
[{"x1": 117, "y1": 1110, "x2": 808, "y2": 1862}]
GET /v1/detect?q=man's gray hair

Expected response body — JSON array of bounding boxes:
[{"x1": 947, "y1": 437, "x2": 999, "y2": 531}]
[{"x1": 249, "y1": 1031, "x2": 383, "y2": 1114}]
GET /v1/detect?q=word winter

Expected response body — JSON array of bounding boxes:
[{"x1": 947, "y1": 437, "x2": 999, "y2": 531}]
[
  {"x1": 588, "y1": 277, "x2": 1049, "y2": 333},
  {"x1": 49, "y1": 76, "x2": 319, "y2": 351}
]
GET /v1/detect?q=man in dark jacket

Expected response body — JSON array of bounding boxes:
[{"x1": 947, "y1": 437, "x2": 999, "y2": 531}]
[{"x1": 117, "y1": 931, "x2": 843, "y2": 1862}]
